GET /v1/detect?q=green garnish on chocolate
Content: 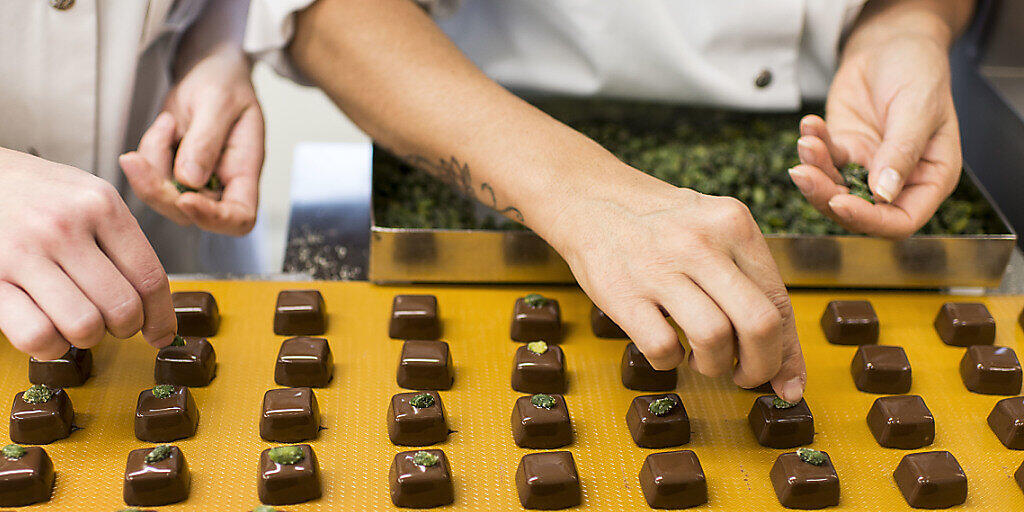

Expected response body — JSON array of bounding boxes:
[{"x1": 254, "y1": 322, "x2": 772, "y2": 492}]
[
  {"x1": 1, "y1": 444, "x2": 26, "y2": 460},
  {"x1": 531, "y1": 394, "x2": 557, "y2": 409},
  {"x1": 152, "y1": 385, "x2": 175, "y2": 399},
  {"x1": 527, "y1": 341, "x2": 549, "y2": 355},
  {"x1": 252, "y1": 506, "x2": 279, "y2": 512},
  {"x1": 796, "y1": 447, "x2": 826, "y2": 466},
  {"x1": 772, "y1": 396, "x2": 797, "y2": 409},
  {"x1": 412, "y1": 450, "x2": 439, "y2": 467},
  {"x1": 22, "y1": 384, "x2": 54, "y2": 404},
  {"x1": 410, "y1": 393, "x2": 435, "y2": 408},
  {"x1": 170, "y1": 334, "x2": 186, "y2": 347},
  {"x1": 145, "y1": 445, "x2": 172, "y2": 463},
  {"x1": 648, "y1": 396, "x2": 677, "y2": 416},
  {"x1": 268, "y1": 445, "x2": 305, "y2": 465},
  {"x1": 523, "y1": 294, "x2": 548, "y2": 308}
]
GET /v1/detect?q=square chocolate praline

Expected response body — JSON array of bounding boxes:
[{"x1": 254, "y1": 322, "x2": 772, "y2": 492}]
[
  {"x1": 274, "y1": 290, "x2": 326, "y2": 336},
  {"x1": 626, "y1": 394, "x2": 690, "y2": 448},
  {"x1": 511, "y1": 394, "x2": 573, "y2": 449},
  {"x1": 515, "y1": 451, "x2": 581, "y2": 510},
  {"x1": 511, "y1": 344, "x2": 566, "y2": 394},
  {"x1": 135, "y1": 386, "x2": 199, "y2": 442},
  {"x1": 820, "y1": 300, "x2": 879, "y2": 345},
  {"x1": 398, "y1": 340, "x2": 454, "y2": 391},
  {"x1": 28, "y1": 347, "x2": 92, "y2": 388},
  {"x1": 171, "y1": 291, "x2": 220, "y2": 337},
  {"x1": 639, "y1": 450, "x2": 707, "y2": 509},
  {"x1": 867, "y1": 395, "x2": 934, "y2": 449},
  {"x1": 260, "y1": 387, "x2": 321, "y2": 442},
  {"x1": 987, "y1": 396, "x2": 1024, "y2": 449},
  {"x1": 154, "y1": 337, "x2": 216, "y2": 387},
  {"x1": 0, "y1": 446, "x2": 54, "y2": 506},
  {"x1": 275, "y1": 337, "x2": 333, "y2": 388},
  {"x1": 10, "y1": 389, "x2": 74, "y2": 445},
  {"x1": 389, "y1": 449, "x2": 454, "y2": 508},
  {"x1": 123, "y1": 446, "x2": 190, "y2": 506},
  {"x1": 258, "y1": 444, "x2": 322, "y2": 505},
  {"x1": 510, "y1": 296, "x2": 562, "y2": 343},
  {"x1": 621, "y1": 342, "x2": 678, "y2": 391},
  {"x1": 959, "y1": 345, "x2": 1022, "y2": 395},
  {"x1": 769, "y1": 451, "x2": 839, "y2": 509},
  {"x1": 590, "y1": 306, "x2": 627, "y2": 339},
  {"x1": 747, "y1": 396, "x2": 814, "y2": 448},
  {"x1": 850, "y1": 345, "x2": 911, "y2": 394},
  {"x1": 390, "y1": 295, "x2": 441, "y2": 340},
  {"x1": 934, "y1": 302, "x2": 995, "y2": 347},
  {"x1": 893, "y1": 451, "x2": 967, "y2": 509},
  {"x1": 388, "y1": 392, "x2": 449, "y2": 446}
]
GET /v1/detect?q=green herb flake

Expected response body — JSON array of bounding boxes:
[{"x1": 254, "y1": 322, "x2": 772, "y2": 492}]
[
  {"x1": 527, "y1": 341, "x2": 548, "y2": 355},
  {"x1": 268, "y1": 445, "x2": 305, "y2": 465},
  {"x1": 531, "y1": 394, "x2": 557, "y2": 409},
  {"x1": 796, "y1": 447, "x2": 826, "y2": 466},
  {"x1": 1, "y1": 444, "x2": 26, "y2": 460},
  {"x1": 412, "y1": 450, "x2": 439, "y2": 467},
  {"x1": 842, "y1": 163, "x2": 873, "y2": 203},
  {"x1": 22, "y1": 384, "x2": 54, "y2": 404},
  {"x1": 145, "y1": 445, "x2": 172, "y2": 463},
  {"x1": 523, "y1": 294, "x2": 548, "y2": 308},
  {"x1": 252, "y1": 506, "x2": 279, "y2": 512},
  {"x1": 170, "y1": 335, "x2": 186, "y2": 347},
  {"x1": 410, "y1": 393, "x2": 436, "y2": 409},
  {"x1": 648, "y1": 396, "x2": 677, "y2": 416},
  {"x1": 772, "y1": 396, "x2": 798, "y2": 409},
  {"x1": 152, "y1": 385, "x2": 175, "y2": 399}
]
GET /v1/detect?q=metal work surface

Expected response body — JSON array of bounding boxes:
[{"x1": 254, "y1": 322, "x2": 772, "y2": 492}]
[{"x1": 2, "y1": 281, "x2": 1023, "y2": 510}]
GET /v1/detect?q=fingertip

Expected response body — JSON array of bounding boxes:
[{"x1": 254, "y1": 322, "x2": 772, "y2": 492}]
[
  {"x1": 149, "y1": 333, "x2": 175, "y2": 349},
  {"x1": 774, "y1": 376, "x2": 806, "y2": 403}
]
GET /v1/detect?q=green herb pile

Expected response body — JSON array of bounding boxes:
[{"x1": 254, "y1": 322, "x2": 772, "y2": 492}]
[{"x1": 373, "y1": 100, "x2": 1004, "y2": 235}]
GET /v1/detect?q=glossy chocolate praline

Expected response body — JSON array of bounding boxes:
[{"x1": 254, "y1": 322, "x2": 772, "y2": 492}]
[
  {"x1": 135, "y1": 385, "x2": 198, "y2": 442},
  {"x1": 389, "y1": 449, "x2": 454, "y2": 508},
  {"x1": 388, "y1": 391, "x2": 448, "y2": 446},
  {"x1": 638, "y1": 450, "x2": 706, "y2": 509},
  {"x1": 275, "y1": 337, "x2": 333, "y2": 388},
  {"x1": 397, "y1": 340, "x2": 453, "y2": 391},
  {"x1": 28, "y1": 347, "x2": 92, "y2": 388},
  {"x1": 987, "y1": 396, "x2": 1024, "y2": 449},
  {"x1": 0, "y1": 446, "x2": 54, "y2": 506},
  {"x1": 510, "y1": 295, "x2": 562, "y2": 343},
  {"x1": 820, "y1": 300, "x2": 879, "y2": 345},
  {"x1": 515, "y1": 451, "x2": 580, "y2": 510},
  {"x1": 590, "y1": 306, "x2": 627, "y2": 339},
  {"x1": 123, "y1": 445, "x2": 190, "y2": 506},
  {"x1": 260, "y1": 387, "x2": 321, "y2": 442},
  {"x1": 154, "y1": 337, "x2": 216, "y2": 387},
  {"x1": 850, "y1": 345, "x2": 912, "y2": 394},
  {"x1": 959, "y1": 345, "x2": 1022, "y2": 395},
  {"x1": 626, "y1": 394, "x2": 690, "y2": 448},
  {"x1": 257, "y1": 444, "x2": 322, "y2": 505},
  {"x1": 933, "y1": 302, "x2": 995, "y2": 347},
  {"x1": 511, "y1": 343, "x2": 565, "y2": 394},
  {"x1": 867, "y1": 395, "x2": 934, "y2": 449},
  {"x1": 621, "y1": 342, "x2": 678, "y2": 391},
  {"x1": 511, "y1": 394, "x2": 573, "y2": 449},
  {"x1": 769, "y1": 450, "x2": 839, "y2": 509},
  {"x1": 748, "y1": 396, "x2": 814, "y2": 448},
  {"x1": 171, "y1": 291, "x2": 220, "y2": 337},
  {"x1": 390, "y1": 295, "x2": 441, "y2": 340},
  {"x1": 893, "y1": 451, "x2": 967, "y2": 509},
  {"x1": 273, "y1": 290, "x2": 326, "y2": 336},
  {"x1": 10, "y1": 387, "x2": 74, "y2": 445}
]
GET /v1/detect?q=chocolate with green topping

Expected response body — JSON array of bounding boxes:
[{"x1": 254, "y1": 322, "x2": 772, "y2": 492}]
[
  {"x1": 749, "y1": 395, "x2": 814, "y2": 448},
  {"x1": 512, "y1": 343, "x2": 566, "y2": 394},
  {"x1": 412, "y1": 450, "x2": 439, "y2": 467},
  {"x1": 531, "y1": 394, "x2": 557, "y2": 409},
  {"x1": 22, "y1": 385, "x2": 54, "y2": 404},
  {"x1": 268, "y1": 445, "x2": 306, "y2": 465},
  {"x1": 11, "y1": 387, "x2": 74, "y2": 444},
  {"x1": 259, "y1": 444, "x2": 321, "y2": 505},
  {"x1": 527, "y1": 341, "x2": 548, "y2": 354},
  {"x1": 770, "y1": 450, "x2": 838, "y2": 508},
  {"x1": 124, "y1": 445, "x2": 190, "y2": 506},
  {"x1": 797, "y1": 448, "x2": 826, "y2": 466},
  {"x1": 512, "y1": 394, "x2": 572, "y2": 448},
  {"x1": 135, "y1": 385, "x2": 199, "y2": 442},
  {"x1": 152, "y1": 385, "x2": 175, "y2": 399},
  {"x1": 648, "y1": 396, "x2": 677, "y2": 416},
  {"x1": 627, "y1": 394, "x2": 690, "y2": 448},
  {"x1": 512, "y1": 295, "x2": 562, "y2": 343},
  {"x1": 1, "y1": 444, "x2": 26, "y2": 460},
  {"x1": 388, "y1": 392, "x2": 448, "y2": 446}
]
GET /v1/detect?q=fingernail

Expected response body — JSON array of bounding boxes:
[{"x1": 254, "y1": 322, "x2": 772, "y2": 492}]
[
  {"x1": 876, "y1": 167, "x2": 901, "y2": 203},
  {"x1": 781, "y1": 377, "x2": 804, "y2": 402},
  {"x1": 827, "y1": 197, "x2": 849, "y2": 219},
  {"x1": 181, "y1": 161, "x2": 205, "y2": 186},
  {"x1": 788, "y1": 168, "x2": 814, "y2": 195},
  {"x1": 797, "y1": 137, "x2": 812, "y2": 148}
]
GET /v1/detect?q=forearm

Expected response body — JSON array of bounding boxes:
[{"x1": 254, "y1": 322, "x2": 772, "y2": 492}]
[
  {"x1": 845, "y1": 0, "x2": 975, "y2": 53},
  {"x1": 176, "y1": 0, "x2": 252, "y2": 76}
]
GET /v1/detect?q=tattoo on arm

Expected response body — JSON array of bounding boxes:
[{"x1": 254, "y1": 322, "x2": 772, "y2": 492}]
[{"x1": 402, "y1": 154, "x2": 524, "y2": 223}]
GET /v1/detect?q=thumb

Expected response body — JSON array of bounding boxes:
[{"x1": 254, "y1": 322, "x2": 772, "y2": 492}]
[{"x1": 869, "y1": 103, "x2": 939, "y2": 203}]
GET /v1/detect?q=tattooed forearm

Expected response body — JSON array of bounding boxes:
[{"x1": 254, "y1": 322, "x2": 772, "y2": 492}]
[{"x1": 402, "y1": 154, "x2": 524, "y2": 223}]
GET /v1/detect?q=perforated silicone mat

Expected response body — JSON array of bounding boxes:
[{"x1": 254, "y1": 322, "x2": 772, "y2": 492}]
[{"x1": 1, "y1": 281, "x2": 1024, "y2": 510}]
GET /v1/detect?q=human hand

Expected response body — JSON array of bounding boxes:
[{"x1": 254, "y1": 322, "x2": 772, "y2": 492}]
[
  {"x1": 549, "y1": 171, "x2": 806, "y2": 401},
  {"x1": 0, "y1": 149, "x2": 177, "y2": 360},
  {"x1": 119, "y1": 46, "x2": 264, "y2": 236},
  {"x1": 789, "y1": 35, "x2": 961, "y2": 238}
]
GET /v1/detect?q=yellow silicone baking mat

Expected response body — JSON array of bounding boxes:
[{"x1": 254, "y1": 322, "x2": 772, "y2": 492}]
[{"x1": 1, "y1": 281, "x2": 1023, "y2": 510}]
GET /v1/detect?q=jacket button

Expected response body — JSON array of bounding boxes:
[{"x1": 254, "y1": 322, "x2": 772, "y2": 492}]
[
  {"x1": 754, "y1": 69, "x2": 773, "y2": 88},
  {"x1": 50, "y1": 0, "x2": 75, "y2": 10}
]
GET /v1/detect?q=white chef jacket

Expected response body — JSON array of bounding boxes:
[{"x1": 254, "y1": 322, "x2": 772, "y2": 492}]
[
  {"x1": 246, "y1": 0, "x2": 865, "y2": 110},
  {"x1": 0, "y1": 0, "x2": 263, "y2": 274}
]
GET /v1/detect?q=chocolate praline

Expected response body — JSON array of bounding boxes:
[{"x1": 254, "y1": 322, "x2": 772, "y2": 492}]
[
  {"x1": 747, "y1": 396, "x2": 814, "y2": 448},
  {"x1": 390, "y1": 295, "x2": 441, "y2": 340},
  {"x1": 769, "y1": 450, "x2": 839, "y2": 509},
  {"x1": 10, "y1": 387, "x2": 74, "y2": 445},
  {"x1": 389, "y1": 449, "x2": 454, "y2": 508},
  {"x1": 866, "y1": 395, "x2": 934, "y2": 449},
  {"x1": 893, "y1": 451, "x2": 967, "y2": 509},
  {"x1": 933, "y1": 302, "x2": 995, "y2": 347},
  {"x1": 275, "y1": 337, "x2": 333, "y2": 388},
  {"x1": 850, "y1": 345, "x2": 911, "y2": 394},
  {"x1": 590, "y1": 306, "x2": 627, "y2": 339},
  {"x1": 510, "y1": 295, "x2": 562, "y2": 343},
  {"x1": 515, "y1": 451, "x2": 580, "y2": 510},
  {"x1": 638, "y1": 450, "x2": 706, "y2": 509},
  {"x1": 511, "y1": 394, "x2": 573, "y2": 449},
  {"x1": 987, "y1": 396, "x2": 1024, "y2": 449},
  {"x1": 0, "y1": 446, "x2": 54, "y2": 506},
  {"x1": 257, "y1": 444, "x2": 322, "y2": 505},
  {"x1": 397, "y1": 340, "x2": 454, "y2": 391},
  {"x1": 28, "y1": 347, "x2": 92, "y2": 388},
  {"x1": 959, "y1": 345, "x2": 1022, "y2": 395},
  {"x1": 123, "y1": 445, "x2": 190, "y2": 506},
  {"x1": 511, "y1": 343, "x2": 566, "y2": 394},
  {"x1": 154, "y1": 337, "x2": 217, "y2": 387},
  {"x1": 388, "y1": 392, "x2": 448, "y2": 446},
  {"x1": 621, "y1": 342, "x2": 678, "y2": 391},
  {"x1": 820, "y1": 300, "x2": 879, "y2": 345},
  {"x1": 260, "y1": 387, "x2": 321, "y2": 442},
  {"x1": 135, "y1": 385, "x2": 198, "y2": 442},
  {"x1": 273, "y1": 290, "x2": 326, "y2": 336},
  {"x1": 625, "y1": 394, "x2": 690, "y2": 448},
  {"x1": 171, "y1": 291, "x2": 220, "y2": 337}
]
